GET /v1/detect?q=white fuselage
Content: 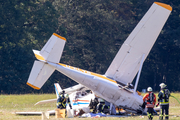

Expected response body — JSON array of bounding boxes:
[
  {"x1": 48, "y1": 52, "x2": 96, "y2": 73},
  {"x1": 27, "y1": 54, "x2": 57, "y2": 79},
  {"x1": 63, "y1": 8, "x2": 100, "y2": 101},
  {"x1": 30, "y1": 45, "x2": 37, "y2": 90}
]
[
  {"x1": 69, "y1": 91, "x2": 95, "y2": 113},
  {"x1": 48, "y1": 62, "x2": 143, "y2": 113}
]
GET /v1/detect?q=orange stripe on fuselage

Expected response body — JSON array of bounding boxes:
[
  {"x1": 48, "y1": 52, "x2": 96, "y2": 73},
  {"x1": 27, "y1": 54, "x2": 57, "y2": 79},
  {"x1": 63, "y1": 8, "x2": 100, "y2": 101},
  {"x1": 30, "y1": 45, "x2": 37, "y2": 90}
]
[
  {"x1": 58, "y1": 63, "x2": 117, "y2": 84},
  {"x1": 72, "y1": 100, "x2": 90, "y2": 102},
  {"x1": 78, "y1": 100, "x2": 90, "y2": 102},
  {"x1": 33, "y1": 56, "x2": 116, "y2": 84}
]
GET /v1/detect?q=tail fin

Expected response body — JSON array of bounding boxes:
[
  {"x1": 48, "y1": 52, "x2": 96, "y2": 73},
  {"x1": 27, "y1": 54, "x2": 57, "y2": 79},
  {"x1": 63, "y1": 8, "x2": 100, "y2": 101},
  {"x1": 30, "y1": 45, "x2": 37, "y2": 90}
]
[
  {"x1": 27, "y1": 33, "x2": 66, "y2": 89},
  {"x1": 54, "y1": 83, "x2": 62, "y2": 98}
]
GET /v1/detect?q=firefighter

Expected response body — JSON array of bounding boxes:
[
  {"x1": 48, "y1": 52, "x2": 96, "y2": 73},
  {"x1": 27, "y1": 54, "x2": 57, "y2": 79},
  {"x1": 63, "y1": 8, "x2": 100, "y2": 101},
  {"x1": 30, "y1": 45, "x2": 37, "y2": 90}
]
[
  {"x1": 97, "y1": 98, "x2": 106, "y2": 113},
  {"x1": 90, "y1": 97, "x2": 99, "y2": 113},
  {"x1": 65, "y1": 94, "x2": 72, "y2": 109},
  {"x1": 143, "y1": 87, "x2": 156, "y2": 120},
  {"x1": 57, "y1": 90, "x2": 72, "y2": 109},
  {"x1": 156, "y1": 83, "x2": 170, "y2": 120}
]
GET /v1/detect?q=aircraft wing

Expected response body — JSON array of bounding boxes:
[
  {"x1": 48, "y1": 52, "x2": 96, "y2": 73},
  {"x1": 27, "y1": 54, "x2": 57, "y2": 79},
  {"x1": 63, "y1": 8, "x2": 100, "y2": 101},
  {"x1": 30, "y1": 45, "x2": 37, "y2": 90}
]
[
  {"x1": 105, "y1": 2, "x2": 172, "y2": 85},
  {"x1": 54, "y1": 83, "x2": 88, "y2": 98},
  {"x1": 64, "y1": 84, "x2": 88, "y2": 94}
]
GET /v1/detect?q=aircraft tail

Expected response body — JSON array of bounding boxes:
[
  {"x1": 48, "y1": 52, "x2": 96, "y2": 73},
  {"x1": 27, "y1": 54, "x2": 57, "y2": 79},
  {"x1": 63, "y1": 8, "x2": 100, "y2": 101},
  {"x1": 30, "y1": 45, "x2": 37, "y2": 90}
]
[
  {"x1": 54, "y1": 83, "x2": 63, "y2": 98},
  {"x1": 27, "y1": 33, "x2": 66, "y2": 89}
]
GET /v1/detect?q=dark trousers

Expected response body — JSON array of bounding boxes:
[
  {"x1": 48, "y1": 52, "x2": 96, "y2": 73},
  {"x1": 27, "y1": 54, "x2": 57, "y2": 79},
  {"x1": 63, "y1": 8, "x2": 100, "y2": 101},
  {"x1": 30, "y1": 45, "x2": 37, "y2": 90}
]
[
  {"x1": 159, "y1": 104, "x2": 169, "y2": 120},
  {"x1": 57, "y1": 104, "x2": 66, "y2": 109},
  {"x1": 147, "y1": 107, "x2": 154, "y2": 120}
]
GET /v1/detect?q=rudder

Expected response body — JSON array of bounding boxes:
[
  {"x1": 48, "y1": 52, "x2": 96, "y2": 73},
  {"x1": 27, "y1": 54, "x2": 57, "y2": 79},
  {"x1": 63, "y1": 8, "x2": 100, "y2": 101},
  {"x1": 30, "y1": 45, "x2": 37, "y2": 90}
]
[{"x1": 54, "y1": 83, "x2": 63, "y2": 98}]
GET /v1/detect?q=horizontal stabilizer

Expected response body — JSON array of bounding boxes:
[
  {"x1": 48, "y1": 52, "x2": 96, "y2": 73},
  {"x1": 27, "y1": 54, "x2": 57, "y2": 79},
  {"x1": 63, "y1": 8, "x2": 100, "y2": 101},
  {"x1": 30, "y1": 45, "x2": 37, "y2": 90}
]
[
  {"x1": 27, "y1": 33, "x2": 66, "y2": 89},
  {"x1": 34, "y1": 33, "x2": 66, "y2": 63},
  {"x1": 27, "y1": 60, "x2": 55, "y2": 89}
]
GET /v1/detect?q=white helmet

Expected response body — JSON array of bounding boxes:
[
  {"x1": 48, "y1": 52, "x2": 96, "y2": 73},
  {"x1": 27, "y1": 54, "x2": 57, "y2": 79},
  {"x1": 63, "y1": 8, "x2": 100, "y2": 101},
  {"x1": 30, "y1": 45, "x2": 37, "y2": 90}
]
[
  {"x1": 66, "y1": 94, "x2": 69, "y2": 98},
  {"x1": 159, "y1": 83, "x2": 166, "y2": 89},
  {"x1": 98, "y1": 98, "x2": 105, "y2": 103},
  {"x1": 147, "y1": 87, "x2": 152, "y2": 92}
]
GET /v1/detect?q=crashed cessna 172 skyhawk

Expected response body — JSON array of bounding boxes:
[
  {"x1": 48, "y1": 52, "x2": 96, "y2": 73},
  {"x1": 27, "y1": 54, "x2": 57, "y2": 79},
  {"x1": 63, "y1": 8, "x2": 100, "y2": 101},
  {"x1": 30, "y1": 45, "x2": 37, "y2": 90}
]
[{"x1": 27, "y1": 2, "x2": 172, "y2": 113}]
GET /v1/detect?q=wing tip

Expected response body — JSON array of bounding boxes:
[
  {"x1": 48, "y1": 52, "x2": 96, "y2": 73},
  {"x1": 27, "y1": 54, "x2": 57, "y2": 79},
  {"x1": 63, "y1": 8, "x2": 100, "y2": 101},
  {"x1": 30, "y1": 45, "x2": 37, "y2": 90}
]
[
  {"x1": 27, "y1": 82, "x2": 40, "y2": 90},
  {"x1": 53, "y1": 33, "x2": 66, "y2": 41},
  {"x1": 154, "y1": 2, "x2": 172, "y2": 11}
]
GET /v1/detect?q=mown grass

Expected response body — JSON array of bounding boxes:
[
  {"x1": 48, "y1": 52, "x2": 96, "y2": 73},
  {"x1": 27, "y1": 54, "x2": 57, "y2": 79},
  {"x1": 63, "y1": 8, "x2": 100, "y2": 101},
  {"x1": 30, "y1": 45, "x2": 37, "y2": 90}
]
[{"x1": 0, "y1": 93, "x2": 180, "y2": 120}]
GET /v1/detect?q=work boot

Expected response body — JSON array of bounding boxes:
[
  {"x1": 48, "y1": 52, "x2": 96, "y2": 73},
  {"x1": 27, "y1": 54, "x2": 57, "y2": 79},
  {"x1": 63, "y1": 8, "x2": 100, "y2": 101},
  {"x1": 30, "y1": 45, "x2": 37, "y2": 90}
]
[
  {"x1": 159, "y1": 116, "x2": 163, "y2": 120},
  {"x1": 165, "y1": 115, "x2": 169, "y2": 120}
]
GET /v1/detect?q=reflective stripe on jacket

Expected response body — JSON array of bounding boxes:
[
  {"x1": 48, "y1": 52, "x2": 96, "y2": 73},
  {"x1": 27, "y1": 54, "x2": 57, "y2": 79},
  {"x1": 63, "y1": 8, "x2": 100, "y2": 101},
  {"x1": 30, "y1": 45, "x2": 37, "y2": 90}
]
[{"x1": 158, "y1": 89, "x2": 170, "y2": 105}]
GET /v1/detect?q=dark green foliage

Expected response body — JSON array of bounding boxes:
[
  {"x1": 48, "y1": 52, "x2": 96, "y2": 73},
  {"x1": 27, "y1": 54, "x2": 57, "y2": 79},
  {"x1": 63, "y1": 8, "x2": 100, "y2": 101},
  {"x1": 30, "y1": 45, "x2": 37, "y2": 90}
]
[
  {"x1": 0, "y1": 0, "x2": 180, "y2": 94},
  {"x1": 0, "y1": 0, "x2": 60, "y2": 94}
]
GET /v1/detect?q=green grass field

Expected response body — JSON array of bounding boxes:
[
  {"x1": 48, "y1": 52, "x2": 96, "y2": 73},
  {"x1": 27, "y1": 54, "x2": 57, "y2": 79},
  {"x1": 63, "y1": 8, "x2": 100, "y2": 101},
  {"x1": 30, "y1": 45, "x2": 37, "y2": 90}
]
[{"x1": 0, "y1": 93, "x2": 180, "y2": 120}]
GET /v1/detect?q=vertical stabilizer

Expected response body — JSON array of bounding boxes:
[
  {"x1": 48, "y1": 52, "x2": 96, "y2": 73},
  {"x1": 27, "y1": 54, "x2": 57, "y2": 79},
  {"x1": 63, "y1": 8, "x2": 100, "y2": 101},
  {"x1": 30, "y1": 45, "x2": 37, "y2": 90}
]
[{"x1": 54, "y1": 83, "x2": 63, "y2": 98}]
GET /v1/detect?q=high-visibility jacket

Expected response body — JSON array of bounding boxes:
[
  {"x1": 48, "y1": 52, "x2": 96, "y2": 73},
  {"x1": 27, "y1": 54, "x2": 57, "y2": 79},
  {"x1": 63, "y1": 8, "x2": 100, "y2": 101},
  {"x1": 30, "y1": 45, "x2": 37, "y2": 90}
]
[
  {"x1": 97, "y1": 102, "x2": 105, "y2": 113},
  {"x1": 158, "y1": 89, "x2": 170, "y2": 105},
  {"x1": 143, "y1": 92, "x2": 156, "y2": 108},
  {"x1": 57, "y1": 94, "x2": 66, "y2": 108},
  {"x1": 57, "y1": 94, "x2": 72, "y2": 108}
]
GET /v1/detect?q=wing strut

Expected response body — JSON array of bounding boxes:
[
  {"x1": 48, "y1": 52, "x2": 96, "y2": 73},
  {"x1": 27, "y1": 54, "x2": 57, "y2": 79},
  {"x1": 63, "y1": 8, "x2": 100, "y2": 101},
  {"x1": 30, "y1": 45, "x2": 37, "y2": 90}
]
[{"x1": 133, "y1": 54, "x2": 145, "y2": 94}]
